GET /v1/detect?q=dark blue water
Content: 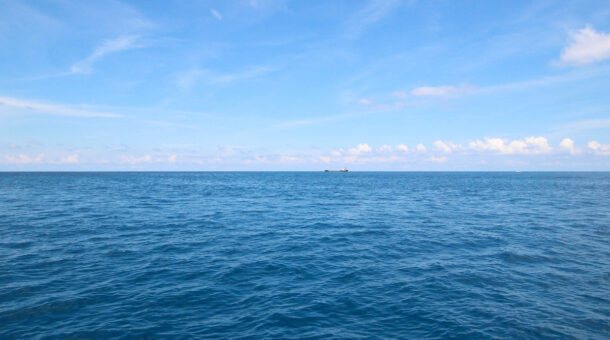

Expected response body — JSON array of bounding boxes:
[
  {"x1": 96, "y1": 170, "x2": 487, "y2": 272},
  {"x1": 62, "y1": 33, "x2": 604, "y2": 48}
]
[{"x1": 1, "y1": 172, "x2": 608, "y2": 339}]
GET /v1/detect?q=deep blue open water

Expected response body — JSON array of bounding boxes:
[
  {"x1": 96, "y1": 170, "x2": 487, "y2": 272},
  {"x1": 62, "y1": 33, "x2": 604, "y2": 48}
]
[{"x1": 0, "y1": 172, "x2": 609, "y2": 339}]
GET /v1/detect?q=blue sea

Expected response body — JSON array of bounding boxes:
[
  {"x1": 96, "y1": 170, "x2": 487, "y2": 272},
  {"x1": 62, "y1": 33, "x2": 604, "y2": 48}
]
[{"x1": 0, "y1": 172, "x2": 608, "y2": 339}]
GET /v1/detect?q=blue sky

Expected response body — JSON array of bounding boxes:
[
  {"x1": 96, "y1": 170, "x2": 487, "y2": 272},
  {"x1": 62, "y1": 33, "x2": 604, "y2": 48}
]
[{"x1": 1, "y1": 0, "x2": 610, "y2": 170}]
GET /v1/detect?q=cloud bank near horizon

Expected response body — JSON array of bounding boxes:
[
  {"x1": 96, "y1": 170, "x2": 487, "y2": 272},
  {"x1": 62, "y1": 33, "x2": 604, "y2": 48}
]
[{"x1": 2, "y1": 137, "x2": 608, "y2": 170}]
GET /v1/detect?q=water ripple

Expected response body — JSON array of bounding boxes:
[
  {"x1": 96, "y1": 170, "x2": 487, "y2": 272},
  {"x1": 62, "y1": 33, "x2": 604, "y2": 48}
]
[{"x1": 0, "y1": 172, "x2": 609, "y2": 339}]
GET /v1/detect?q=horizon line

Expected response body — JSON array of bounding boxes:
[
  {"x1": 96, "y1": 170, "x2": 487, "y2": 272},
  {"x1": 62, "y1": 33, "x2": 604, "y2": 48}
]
[{"x1": 1, "y1": 170, "x2": 608, "y2": 173}]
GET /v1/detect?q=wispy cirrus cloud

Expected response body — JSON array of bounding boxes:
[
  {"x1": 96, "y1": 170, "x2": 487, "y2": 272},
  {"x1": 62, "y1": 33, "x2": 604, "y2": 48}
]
[
  {"x1": 556, "y1": 26, "x2": 610, "y2": 66},
  {"x1": 211, "y1": 9, "x2": 222, "y2": 20},
  {"x1": 344, "y1": 0, "x2": 400, "y2": 39},
  {"x1": 382, "y1": 66, "x2": 610, "y2": 106},
  {"x1": 212, "y1": 66, "x2": 273, "y2": 84},
  {"x1": 71, "y1": 35, "x2": 141, "y2": 74},
  {"x1": 0, "y1": 96, "x2": 123, "y2": 118},
  {"x1": 410, "y1": 84, "x2": 477, "y2": 97},
  {"x1": 390, "y1": 91, "x2": 409, "y2": 98},
  {"x1": 176, "y1": 65, "x2": 274, "y2": 90},
  {"x1": 553, "y1": 118, "x2": 610, "y2": 133},
  {"x1": 271, "y1": 112, "x2": 360, "y2": 129}
]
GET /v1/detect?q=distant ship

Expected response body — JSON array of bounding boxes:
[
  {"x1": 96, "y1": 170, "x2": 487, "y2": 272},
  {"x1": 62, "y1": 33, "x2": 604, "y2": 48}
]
[{"x1": 324, "y1": 168, "x2": 349, "y2": 172}]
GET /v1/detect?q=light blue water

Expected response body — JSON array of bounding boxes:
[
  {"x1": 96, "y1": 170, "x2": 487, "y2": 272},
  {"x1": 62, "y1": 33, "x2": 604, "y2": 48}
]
[{"x1": 0, "y1": 172, "x2": 609, "y2": 339}]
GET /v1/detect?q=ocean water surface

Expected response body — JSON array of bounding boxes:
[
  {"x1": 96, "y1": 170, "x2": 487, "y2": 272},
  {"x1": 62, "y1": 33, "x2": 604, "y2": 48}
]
[{"x1": 0, "y1": 172, "x2": 608, "y2": 339}]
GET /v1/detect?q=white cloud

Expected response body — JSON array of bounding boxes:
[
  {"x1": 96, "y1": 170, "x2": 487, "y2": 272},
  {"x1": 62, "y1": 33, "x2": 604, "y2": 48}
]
[
  {"x1": 2, "y1": 154, "x2": 44, "y2": 164},
  {"x1": 243, "y1": 154, "x2": 269, "y2": 164},
  {"x1": 341, "y1": 155, "x2": 405, "y2": 164},
  {"x1": 4, "y1": 138, "x2": 603, "y2": 170},
  {"x1": 358, "y1": 98, "x2": 372, "y2": 105},
  {"x1": 396, "y1": 144, "x2": 408, "y2": 152},
  {"x1": 558, "y1": 26, "x2": 610, "y2": 66},
  {"x1": 558, "y1": 138, "x2": 579, "y2": 154},
  {"x1": 433, "y1": 140, "x2": 461, "y2": 153},
  {"x1": 58, "y1": 154, "x2": 79, "y2": 164},
  {"x1": 588, "y1": 141, "x2": 610, "y2": 155},
  {"x1": 411, "y1": 84, "x2": 476, "y2": 97},
  {"x1": 428, "y1": 156, "x2": 447, "y2": 163},
  {"x1": 349, "y1": 143, "x2": 372, "y2": 155},
  {"x1": 280, "y1": 156, "x2": 303, "y2": 163},
  {"x1": 0, "y1": 96, "x2": 123, "y2": 118},
  {"x1": 319, "y1": 156, "x2": 331, "y2": 163},
  {"x1": 516, "y1": 136, "x2": 552, "y2": 154},
  {"x1": 71, "y1": 35, "x2": 140, "y2": 74},
  {"x1": 120, "y1": 154, "x2": 182, "y2": 164},
  {"x1": 211, "y1": 9, "x2": 222, "y2": 20},
  {"x1": 468, "y1": 136, "x2": 552, "y2": 155},
  {"x1": 377, "y1": 144, "x2": 393, "y2": 152},
  {"x1": 121, "y1": 155, "x2": 152, "y2": 164}
]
